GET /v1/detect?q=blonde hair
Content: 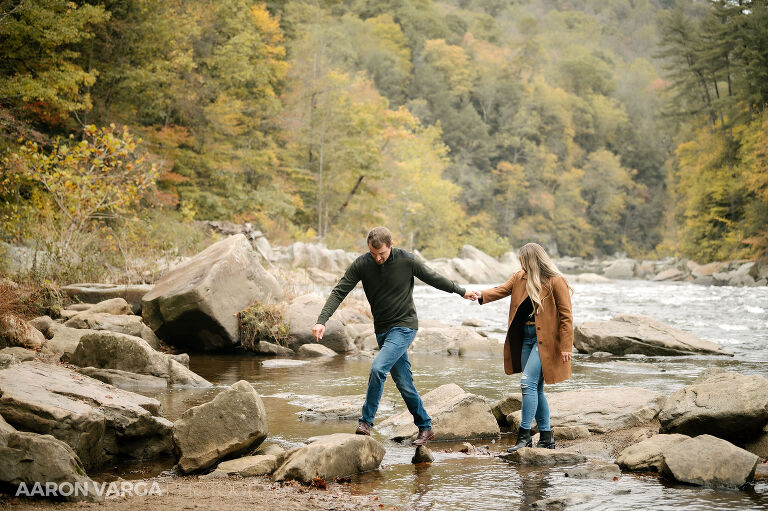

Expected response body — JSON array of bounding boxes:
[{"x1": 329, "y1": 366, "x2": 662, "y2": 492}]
[{"x1": 518, "y1": 243, "x2": 573, "y2": 316}]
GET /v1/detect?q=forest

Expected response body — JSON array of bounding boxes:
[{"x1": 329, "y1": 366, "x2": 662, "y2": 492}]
[{"x1": 1, "y1": 0, "x2": 766, "y2": 282}]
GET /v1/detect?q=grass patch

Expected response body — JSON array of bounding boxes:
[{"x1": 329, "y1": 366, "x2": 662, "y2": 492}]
[{"x1": 238, "y1": 302, "x2": 290, "y2": 350}]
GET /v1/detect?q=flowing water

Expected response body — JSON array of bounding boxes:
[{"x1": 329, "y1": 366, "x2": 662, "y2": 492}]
[{"x1": 122, "y1": 280, "x2": 768, "y2": 510}]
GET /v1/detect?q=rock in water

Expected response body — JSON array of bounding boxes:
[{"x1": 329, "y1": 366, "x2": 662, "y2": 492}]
[
  {"x1": 658, "y1": 372, "x2": 768, "y2": 441},
  {"x1": 142, "y1": 234, "x2": 284, "y2": 351},
  {"x1": 64, "y1": 312, "x2": 161, "y2": 349},
  {"x1": 283, "y1": 294, "x2": 355, "y2": 354},
  {"x1": 661, "y1": 435, "x2": 759, "y2": 488},
  {"x1": 412, "y1": 445, "x2": 435, "y2": 464},
  {"x1": 498, "y1": 448, "x2": 587, "y2": 465},
  {"x1": 378, "y1": 383, "x2": 500, "y2": 442},
  {"x1": 202, "y1": 454, "x2": 280, "y2": 479},
  {"x1": 574, "y1": 314, "x2": 729, "y2": 356},
  {"x1": 0, "y1": 361, "x2": 173, "y2": 471},
  {"x1": 490, "y1": 393, "x2": 522, "y2": 426},
  {"x1": 173, "y1": 380, "x2": 268, "y2": 474},
  {"x1": 70, "y1": 331, "x2": 210, "y2": 388},
  {"x1": 617, "y1": 434, "x2": 690, "y2": 472},
  {"x1": 0, "y1": 415, "x2": 102, "y2": 502},
  {"x1": 297, "y1": 343, "x2": 337, "y2": 358},
  {"x1": 272, "y1": 433, "x2": 385, "y2": 483}
]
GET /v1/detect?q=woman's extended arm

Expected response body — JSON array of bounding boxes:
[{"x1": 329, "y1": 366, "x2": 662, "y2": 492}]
[{"x1": 478, "y1": 273, "x2": 519, "y2": 305}]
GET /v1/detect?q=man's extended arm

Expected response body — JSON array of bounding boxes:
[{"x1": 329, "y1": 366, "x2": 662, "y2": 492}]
[
  {"x1": 315, "y1": 261, "x2": 361, "y2": 327},
  {"x1": 412, "y1": 259, "x2": 468, "y2": 297}
]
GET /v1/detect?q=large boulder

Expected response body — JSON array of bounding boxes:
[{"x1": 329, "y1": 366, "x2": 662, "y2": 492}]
[
  {"x1": 62, "y1": 284, "x2": 153, "y2": 315},
  {"x1": 64, "y1": 312, "x2": 161, "y2": 349},
  {"x1": 661, "y1": 434, "x2": 759, "y2": 488},
  {"x1": 410, "y1": 326, "x2": 502, "y2": 358},
  {"x1": 142, "y1": 234, "x2": 284, "y2": 351},
  {"x1": 0, "y1": 415, "x2": 100, "y2": 502},
  {"x1": 378, "y1": 383, "x2": 500, "y2": 442},
  {"x1": 658, "y1": 372, "x2": 768, "y2": 441},
  {"x1": 0, "y1": 361, "x2": 174, "y2": 470},
  {"x1": 41, "y1": 323, "x2": 97, "y2": 359},
  {"x1": 490, "y1": 393, "x2": 522, "y2": 426},
  {"x1": 514, "y1": 387, "x2": 666, "y2": 434},
  {"x1": 173, "y1": 380, "x2": 268, "y2": 474},
  {"x1": 0, "y1": 316, "x2": 46, "y2": 349},
  {"x1": 574, "y1": 314, "x2": 729, "y2": 356},
  {"x1": 616, "y1": 434, "x2": 690, "y2": 472},
  {"x1": 283, "y1": 294, "x2": 355, "y2": 354},
  {"x1": 603, "y1": 259, "x2": 636, "y2": 279},
  {"x1": 70, "y1": 331, "x2": 210, "y2": 388},
  {"x1": 272, "y1": 433, "x2": 385, "y2": 483},
  {"x1": 498, "y1": 447, "x2": 587, "y2": 465}
]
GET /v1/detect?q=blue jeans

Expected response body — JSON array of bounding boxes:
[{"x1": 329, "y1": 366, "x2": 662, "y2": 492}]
[
  {"x1": 360, "y1": 327, "x2": 431, "y2": 429},
  {"x1": 520, "y1": 324, "x2": 551, "y2": 431}
]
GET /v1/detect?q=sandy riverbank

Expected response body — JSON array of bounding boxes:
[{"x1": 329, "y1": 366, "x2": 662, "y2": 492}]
[{"x1": 0, "y1": 475, "x2": 401, "y2": 511}]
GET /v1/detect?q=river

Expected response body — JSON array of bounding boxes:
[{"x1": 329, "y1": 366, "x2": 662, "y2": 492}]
[{"x1": 125, "y1": 280, "x2": 768, "y2": 510}]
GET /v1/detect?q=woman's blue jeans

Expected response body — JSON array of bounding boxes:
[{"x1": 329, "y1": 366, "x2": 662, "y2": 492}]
[
  {"x1": 360, "y1": 326, "x2": 431, "y2": 428},
  {"x1": 520, "y1": 324, "x2": 551, "y2": 431}
]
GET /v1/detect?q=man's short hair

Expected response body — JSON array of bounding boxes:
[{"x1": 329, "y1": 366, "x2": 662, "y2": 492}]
[{"x1": 367, "y1": 227, "x2": 392, "y2": 248}]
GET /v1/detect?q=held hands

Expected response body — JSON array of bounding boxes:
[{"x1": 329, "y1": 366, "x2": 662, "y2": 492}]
[
  {"x1": 311, "y1": 323, "x2": 325, "y2": 342},
  {"x1": 561, "y1": 351, "x2": 573, "y2": 364},
  {"x1": 463, "y1": 290, "x2": 481, "y2": 301}
]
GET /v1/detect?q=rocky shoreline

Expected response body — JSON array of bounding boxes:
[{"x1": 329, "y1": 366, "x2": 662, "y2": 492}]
[{"x1": 1, "y1": 232, "x2": 766, "y2": 507}]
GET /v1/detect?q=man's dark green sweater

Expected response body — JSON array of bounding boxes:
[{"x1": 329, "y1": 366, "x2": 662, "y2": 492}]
[{"x1": 316, "y1": 247, "x2": 467, "y2": 334}]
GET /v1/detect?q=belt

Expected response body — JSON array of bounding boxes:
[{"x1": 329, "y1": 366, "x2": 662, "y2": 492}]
[{"x1": 524, "y1": 321, "x2": 535, "y2": 326}]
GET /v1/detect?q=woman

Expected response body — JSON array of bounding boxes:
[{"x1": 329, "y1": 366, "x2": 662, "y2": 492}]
[{"x1": 475, "y1": 243, "x2": 574, "y2": 452}]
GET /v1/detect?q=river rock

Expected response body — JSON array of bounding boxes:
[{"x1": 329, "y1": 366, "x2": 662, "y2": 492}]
[
  {"x1": 0, "y1": 353, "x2": 19, "y2": 368},
  {"x1": 690, "y1": 261, "x2": 726, "y2": 278},
  {"x1": 378, "y1": 383, "x2": 500, "y2": 442},
  {"x1": 554, "y1": 425, "x2": 591, "y2": 441},
  {"x1": 0, "y1": 361, "x2": 174, "y2": 470},
  {"x1": 297, "y1": 343, "x2": 337, "y2": 358},
  {"x1": 272, "y1": 433, "x2": 385, "y2": 483},
  {"x1": 173, "y1": 380, "x2": 268, "y2": 474},
  {"x1": 510, "y1": 387, "x2": 665, "y2": 434},
  {"x1": 661, "y1": 434, "x2": 759, "y2": 488},
  {"x1": 490, "y1": 393, "x2": 522, "y2": 426},
  {"x1": 0, "y1": 347, "x2": 36, "y2": 362},
  {"x1": 563, "y1": 463, "x2": 621, "y2": 479},
  {"x1": 744, "y1": 424, "x2": 768, "y2": 458},
  {"x1": 77, "y1": 368, "x2": 168, "y2": 389},
  {"x1": 658, "y1": 372, "x2": 768, "y2": 441},
  {"x1": 0, "y1": 316, "x2": 46, "y2": 349},
  {"x1": 287, "y1": 242, "x2": 356, "y2": 273},
  {"x1": 410, "y1": 326, "x2": 501, "y2": 358},
  {"x1": 61, "y1": 284, "x2": 153, "y2": 315},
  {"x1": 70, "y1": 331, "x2": 210, "y2": 388},
  {"x1": 0, "y1": 414, "x2": 101, "y2": 502},
  {"x1": 567, "y1": 273, "x2": 613, "y2": 284},
  {"x1": 412, "y1": 445, "x2": 434, "y2": 463},
  {"x1": 142, "y1": 234, "x2": 284, "y2": 351},
  {"x1": 532, "y1": 493, "x2": 594, "y2": 509},
  {"x1": 202, "y1": 454, "x2": 279, "y2": 479},
  {"x1": 290, "y1": 393, "x2": 395, "y2": 421},
  {"x1": 574, "y1": 314, "x2": 728, "y2": 356},
  {"x1": 283, "y1": 294, "x2": 355, "y2": 354},
  {"x1": 41, "y1": 323, "x2": 97, "y2": 359},
  {"x1": 603, "y1": 259, "x2": 636, "y2": 279},
  {"x1": 252, "y1": 341, "x2": 295, "y2": 357},
  {"x1": 652, "y1": 268, "x2": 685, "y2": 281},
  {"x1": 79, "y1": 298, "x2": 133, "y2": 315},
  {"x1": 617, "y1": 433, "x2": 690, "y2": 472},
  {"x1": 65, "y1": 312, "x2": 161, "y2": 349},
  {"x1": 498, "y1": 447, "x2": 587, "y2": 465}
]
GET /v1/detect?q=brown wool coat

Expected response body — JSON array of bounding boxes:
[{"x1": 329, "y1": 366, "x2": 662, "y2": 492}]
[{"x1": 479, "y1": 270, "x2": 574, "y2": 384}]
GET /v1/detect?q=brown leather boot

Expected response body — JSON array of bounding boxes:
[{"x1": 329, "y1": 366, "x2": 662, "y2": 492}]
[
  {"x1": 412, "y1": 428, "x2": 435, "y2": 446},
  {"x1": 355, "y1": 421, "x2": 371, "y2": 436}
]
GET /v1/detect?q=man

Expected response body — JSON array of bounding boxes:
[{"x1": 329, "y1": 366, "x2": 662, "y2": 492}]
[{"x1": 311, "y1": 227, "x2": 476, "y2": 446}]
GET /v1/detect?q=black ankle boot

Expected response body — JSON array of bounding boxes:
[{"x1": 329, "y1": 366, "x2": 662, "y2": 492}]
[
  {"x1": 507, "y1": 428, "x2": 533, "y2": 453},
  {"x1": 536, "y1": 430, "x2": 555, "y2": 449}
]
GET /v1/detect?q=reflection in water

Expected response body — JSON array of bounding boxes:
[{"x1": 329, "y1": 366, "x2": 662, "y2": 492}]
[{"x1": 120, "y1": 281, "x2": 767, "y2": 510}]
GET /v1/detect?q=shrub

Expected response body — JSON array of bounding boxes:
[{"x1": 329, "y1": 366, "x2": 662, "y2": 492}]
[{"x1": 238, "y1": 302, "x2": 290, "y2": 350}]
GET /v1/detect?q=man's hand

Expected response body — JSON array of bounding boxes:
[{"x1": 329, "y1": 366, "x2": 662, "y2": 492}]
[
  {"x1": 561, "y1": 351, "x2": 573, "y2": 363},
  {"x1": 311, "y1": 323, "x2": 325, "y2": 342},
  {"x1": 463, "y1": 290, "x2": 478, "y2": 301}
]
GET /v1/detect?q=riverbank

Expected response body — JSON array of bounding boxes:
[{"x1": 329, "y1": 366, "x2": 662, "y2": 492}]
[{"x1": 0, "y1": 475, "x2": 397, "y2": 510}]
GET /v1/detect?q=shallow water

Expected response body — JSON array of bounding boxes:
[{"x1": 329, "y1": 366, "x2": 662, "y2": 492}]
[{"x1": 121, "y1": 280, "x2": 768, "y2": 510}]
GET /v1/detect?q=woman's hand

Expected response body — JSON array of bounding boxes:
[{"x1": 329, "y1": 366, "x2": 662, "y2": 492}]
[{"x1": 561, "y1": 351, "x2": 573, "y2": 363}]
